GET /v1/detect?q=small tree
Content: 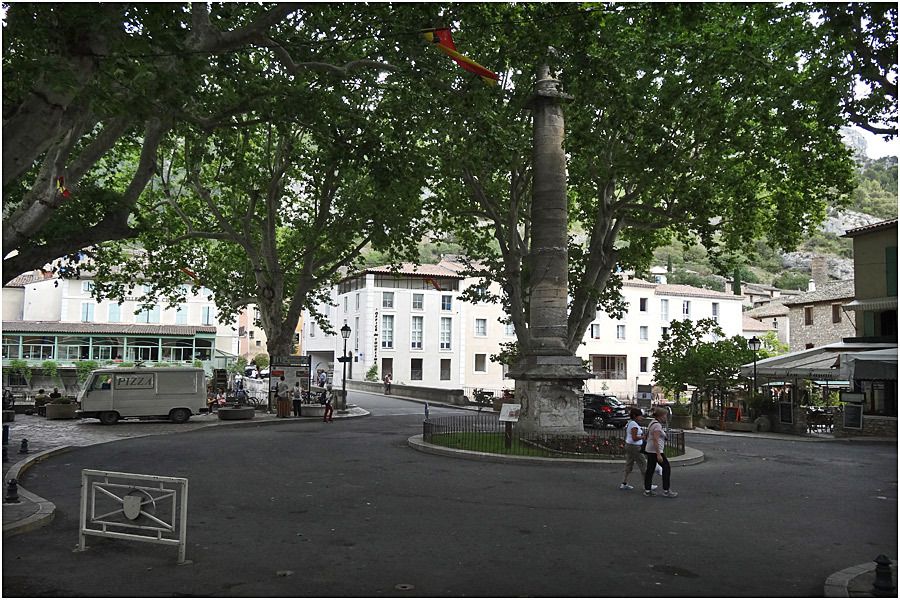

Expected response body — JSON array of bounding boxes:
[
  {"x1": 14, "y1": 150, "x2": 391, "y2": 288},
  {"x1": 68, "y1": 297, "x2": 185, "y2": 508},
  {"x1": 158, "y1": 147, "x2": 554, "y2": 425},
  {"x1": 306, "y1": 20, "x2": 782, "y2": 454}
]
[
  {"x1": 228, "y1": 356, "x2": 248, "y2": 375},
  {"x1": 6, "y1": 359, "x2": 32, "y2": 386},
  {"x1": 365, "y1": 365, "x2": 379, "y2": 382},
  {"x1": 253, "y1": 354, "x2": 270, "y2": 371},
  {"x1": 75, "y1": 360, "x2": 100, "y2": 383}
]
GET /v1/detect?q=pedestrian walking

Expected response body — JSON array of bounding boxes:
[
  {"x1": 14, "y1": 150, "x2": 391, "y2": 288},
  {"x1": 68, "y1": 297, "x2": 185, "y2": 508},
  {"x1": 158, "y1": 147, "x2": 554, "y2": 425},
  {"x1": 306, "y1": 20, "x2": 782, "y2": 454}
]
[
  {"x1": 620, "y1": 408, "x2": 657, "y2": 491},
  {"x1": 323, "y1": 384, "x2": 334, "y2": 423},
  {"x1": 292, "y1": 382, "x2": 303, "y2": 417},
  {"x1": 383, "y1": 373, "x2": 392, "y2": 395},
  {"x1": 276, "y1": 376, "x2": 291, "y2": 418},
  {"x1": 644, "y1": 406, "x2": 678, "y2": 498}
]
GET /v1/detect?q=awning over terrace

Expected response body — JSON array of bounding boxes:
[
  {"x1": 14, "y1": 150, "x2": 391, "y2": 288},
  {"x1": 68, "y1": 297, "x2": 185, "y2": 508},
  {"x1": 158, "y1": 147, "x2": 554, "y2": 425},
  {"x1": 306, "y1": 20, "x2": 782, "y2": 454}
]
[
  {"x1": 840, "y1": 348, "x2": 898, "y2": 381},
  {"x1": 741, "y1": 342, "x2": 897, "y2": 381}
]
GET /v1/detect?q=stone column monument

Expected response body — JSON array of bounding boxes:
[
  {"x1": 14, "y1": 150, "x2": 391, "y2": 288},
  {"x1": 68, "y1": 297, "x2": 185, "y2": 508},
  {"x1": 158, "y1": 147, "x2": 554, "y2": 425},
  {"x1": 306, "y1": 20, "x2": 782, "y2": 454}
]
[{"x1": 511, "y1": 64, "x2": 591, "y2": 435}]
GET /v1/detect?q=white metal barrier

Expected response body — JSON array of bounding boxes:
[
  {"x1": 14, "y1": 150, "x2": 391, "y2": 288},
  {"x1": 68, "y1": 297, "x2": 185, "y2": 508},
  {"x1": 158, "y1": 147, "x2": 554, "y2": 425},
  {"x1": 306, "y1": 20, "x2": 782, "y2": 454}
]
[{"x1": 78, "y1": 469, "x2": 189, "y2": 564}]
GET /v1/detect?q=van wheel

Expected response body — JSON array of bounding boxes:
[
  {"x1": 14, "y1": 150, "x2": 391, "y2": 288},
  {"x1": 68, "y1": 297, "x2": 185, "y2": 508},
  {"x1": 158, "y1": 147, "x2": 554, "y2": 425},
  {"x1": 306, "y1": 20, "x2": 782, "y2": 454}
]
[
  {"x1": 170, "y1": 408, "x2": 191, "y2": 424},
  {"x1": 99, "y1": 411, "x2": 119, "y2": 425}
]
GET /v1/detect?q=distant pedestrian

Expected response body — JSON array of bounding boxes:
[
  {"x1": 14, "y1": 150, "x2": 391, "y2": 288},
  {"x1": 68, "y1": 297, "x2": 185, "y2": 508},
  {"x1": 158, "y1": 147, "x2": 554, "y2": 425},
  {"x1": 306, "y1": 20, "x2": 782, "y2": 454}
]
[
  {"x1": 34, "y1": 388, "x2": 50, "y2": 417},
  {"x1": 317, "y1": 370, "x2": 327, "y2": 388},
  {"x1": 383, "y1": 373, "x2": 392, "y2": 395},
  {"x1": 323, "y1": 384, "x2": 334, "y2": 423},
  {"x1": 292, "y1": 382, "x2": 303, "y2": 417},
  {"x1": 644, "y1": 406, "x2": 678, "y2": 498},
  {"x1": 49, "y1": 387, "x2": 63, "y2": 401},
  {"x1": 276, "y1": 376, "x2": 291, "y2": 418}
]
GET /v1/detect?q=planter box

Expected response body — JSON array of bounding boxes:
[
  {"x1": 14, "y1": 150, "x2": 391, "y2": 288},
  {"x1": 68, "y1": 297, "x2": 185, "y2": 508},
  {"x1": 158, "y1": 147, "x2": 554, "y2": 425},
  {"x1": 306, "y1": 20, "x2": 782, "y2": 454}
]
[
  {"x1": 300, "y1": 404, "x2": 326, "y2": 417},
  {"x1": 45, "y1": 403, "x2": 77, "y2": 419},
  {"x1": 217, "y1": 407, "x2": 255, "y2": 420},
  {"x1": 670, "y1": 414, "x2": 693, "y2": 430}
]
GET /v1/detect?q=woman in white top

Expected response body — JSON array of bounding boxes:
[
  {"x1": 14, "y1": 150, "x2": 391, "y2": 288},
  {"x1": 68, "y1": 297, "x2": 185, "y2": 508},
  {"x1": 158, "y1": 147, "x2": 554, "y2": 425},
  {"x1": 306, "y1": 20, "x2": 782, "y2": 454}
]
[
  {"x1": 621, "y1": 408, "x2": 648, "y2": 490},
  {"x1": 644, "y1": 406, "x2": 678, "y2": 498}
]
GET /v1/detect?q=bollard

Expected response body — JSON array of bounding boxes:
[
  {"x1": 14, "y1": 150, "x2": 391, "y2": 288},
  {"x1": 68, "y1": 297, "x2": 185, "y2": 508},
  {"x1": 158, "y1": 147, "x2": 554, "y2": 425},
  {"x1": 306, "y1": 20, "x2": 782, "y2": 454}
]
[
  {"x1": 2, "y1": 423, "x2": 8, "y2": 445},
  {"x1": 5, "y1": 478, "x2": 20, "y2": 503},
  {"x1": 18, "y1": 438, "x2": 29, "y2": 454},
  {"x1": 873, "y1": 555, "x2": 896, "y2": 597},
  {"x1": 2, "y1": 446, "x2": 7, "y2": 462}
]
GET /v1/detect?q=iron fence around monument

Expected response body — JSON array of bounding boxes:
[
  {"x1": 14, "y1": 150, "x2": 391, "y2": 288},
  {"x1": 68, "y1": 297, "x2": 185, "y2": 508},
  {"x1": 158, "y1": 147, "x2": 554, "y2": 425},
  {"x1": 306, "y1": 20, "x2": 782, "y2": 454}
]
[{"x1": 422, "y1": 414, "x2": 685, "y2": 459}]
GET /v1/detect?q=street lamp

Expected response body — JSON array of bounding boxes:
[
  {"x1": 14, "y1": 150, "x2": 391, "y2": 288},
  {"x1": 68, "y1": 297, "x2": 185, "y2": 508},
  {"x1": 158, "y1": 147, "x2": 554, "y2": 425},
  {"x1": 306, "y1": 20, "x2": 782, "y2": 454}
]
[
  {"x1": 340, "y1": 324, "x2": 351, "y2": 411},
  {"x1": 748, "y1": 336, "x2": 761, "y2": 401}
]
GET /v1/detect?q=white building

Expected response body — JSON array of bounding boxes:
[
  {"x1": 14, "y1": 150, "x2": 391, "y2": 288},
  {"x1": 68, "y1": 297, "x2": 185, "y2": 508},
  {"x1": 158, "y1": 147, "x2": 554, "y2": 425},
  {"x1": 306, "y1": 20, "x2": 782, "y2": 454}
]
[
  {"x1": 302, "y1": 262, "x2": 747, "y2": 398},
  {"x1": 2, "y1": 273, "x2": 239, "y2": 378}
]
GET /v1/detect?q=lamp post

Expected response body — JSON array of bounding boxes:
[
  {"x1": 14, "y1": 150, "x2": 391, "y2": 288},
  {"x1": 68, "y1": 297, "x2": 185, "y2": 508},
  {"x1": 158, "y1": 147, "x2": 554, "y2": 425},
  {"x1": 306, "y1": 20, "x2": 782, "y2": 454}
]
[
  {"x1": 748, "y1": 336, "x2": 761, "y2": 401},
  {"x1": 340, "y1": 324, "x2": 351, "y2": 411}
]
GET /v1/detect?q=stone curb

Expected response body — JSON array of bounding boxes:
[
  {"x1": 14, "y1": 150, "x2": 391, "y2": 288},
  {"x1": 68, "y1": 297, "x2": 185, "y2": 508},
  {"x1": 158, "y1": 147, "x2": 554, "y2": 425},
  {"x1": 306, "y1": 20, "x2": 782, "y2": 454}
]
[
  {"x1": 407, "y1": 434, "x2": 705, "y2": 467},
  {"x1": 824, "y1": 559, "x2": 896, "y2": 597},
  {"x1": 1, "y1": 408, "x2": 371, "y2": 538},
  {"x1": 3, "y1": 446, "x2": 73, "y2": 538}
]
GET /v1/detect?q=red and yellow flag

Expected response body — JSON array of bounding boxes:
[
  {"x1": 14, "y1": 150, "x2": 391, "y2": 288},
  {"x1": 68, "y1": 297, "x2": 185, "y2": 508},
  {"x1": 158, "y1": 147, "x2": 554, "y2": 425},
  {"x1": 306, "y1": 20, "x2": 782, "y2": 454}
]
[{"x1": 422, "y1": 28, "x2": 499, "y2": 85}]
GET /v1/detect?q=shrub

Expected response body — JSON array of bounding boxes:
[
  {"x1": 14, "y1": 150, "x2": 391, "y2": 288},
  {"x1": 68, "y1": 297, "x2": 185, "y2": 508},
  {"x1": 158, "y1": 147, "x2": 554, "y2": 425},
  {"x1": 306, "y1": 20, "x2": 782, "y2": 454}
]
[
  {"x1": 365, "y1": 364, "x2": 379, "y2": 382},
  {"x1": 75, "y1": 360, "x2": 100, "y2": 383}
]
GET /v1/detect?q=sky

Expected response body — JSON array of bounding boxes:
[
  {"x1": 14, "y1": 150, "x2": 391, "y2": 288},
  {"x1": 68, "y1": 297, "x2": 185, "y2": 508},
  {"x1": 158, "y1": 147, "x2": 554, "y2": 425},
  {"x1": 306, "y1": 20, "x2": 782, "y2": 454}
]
[{"x1": 853, "y1": 126, "x2": 899, "y2": 159}]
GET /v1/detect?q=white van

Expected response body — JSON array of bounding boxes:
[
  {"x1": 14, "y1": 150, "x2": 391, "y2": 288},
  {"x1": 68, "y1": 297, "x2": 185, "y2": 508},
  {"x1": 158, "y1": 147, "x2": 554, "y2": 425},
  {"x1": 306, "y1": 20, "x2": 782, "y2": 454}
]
[{"x1": 76, "y1": 367, "x2": 207, "y2": 425}]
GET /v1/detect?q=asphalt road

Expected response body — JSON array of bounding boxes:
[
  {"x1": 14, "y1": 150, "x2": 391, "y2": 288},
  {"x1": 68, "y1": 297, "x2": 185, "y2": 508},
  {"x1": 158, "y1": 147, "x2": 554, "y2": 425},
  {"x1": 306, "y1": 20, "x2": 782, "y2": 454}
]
[{"x1": 3, "y1": 391, "x2": 897, "y2": 597}]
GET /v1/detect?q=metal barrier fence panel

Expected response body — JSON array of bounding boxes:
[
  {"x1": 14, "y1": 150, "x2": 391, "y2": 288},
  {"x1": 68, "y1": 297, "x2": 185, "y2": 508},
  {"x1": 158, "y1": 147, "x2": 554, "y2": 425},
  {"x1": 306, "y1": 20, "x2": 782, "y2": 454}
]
[
  {"x1": 423, "y1": 415, "x2": 685, "y2": 458},
  {"x1": 78, "y1": 469, "x2": 189, "y2": 564}
]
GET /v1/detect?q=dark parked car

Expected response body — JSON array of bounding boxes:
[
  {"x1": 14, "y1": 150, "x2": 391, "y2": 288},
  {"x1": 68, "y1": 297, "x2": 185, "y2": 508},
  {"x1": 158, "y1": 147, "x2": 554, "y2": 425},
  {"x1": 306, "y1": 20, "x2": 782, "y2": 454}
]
[{"x1": 583, "y1": 394, "x2": 630, "y2": 428}]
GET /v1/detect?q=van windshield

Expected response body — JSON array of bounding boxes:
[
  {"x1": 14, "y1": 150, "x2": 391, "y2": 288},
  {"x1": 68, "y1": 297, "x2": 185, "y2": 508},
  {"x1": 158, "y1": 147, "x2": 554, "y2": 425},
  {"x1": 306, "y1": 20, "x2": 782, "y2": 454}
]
[{"x1": 91, "y1": 375, "x2": 112, "y2": 390}]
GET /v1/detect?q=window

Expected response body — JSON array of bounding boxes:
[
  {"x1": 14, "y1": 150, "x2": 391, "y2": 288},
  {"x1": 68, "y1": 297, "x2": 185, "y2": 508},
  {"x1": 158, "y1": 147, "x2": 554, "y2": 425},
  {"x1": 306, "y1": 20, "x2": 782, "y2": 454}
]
[
  {"x1": 200, "y1": 286, "x2": 212, "y2": 299},
  {"x1": 108, "y1": 303, "x2": 121, "y2": 323},
  {"x1": 355, "y1": 292, "x2": 360, "y2": 310},
  {"x1": 616, "y1": 325, "x2": 625, "y2": 340},
  {"x1": 344, "y1": 297, "x2": 348, "y2": 312},
  {"x1": 411, "y1": 316, "x2": 423, "y2": 349},
  {"x1": 249, "y1": 330, "x2": 255, "y2": 339},
  {"x1": 175, "y1": 304, "x2": 187, "y2": 325},
  {"x1": 804, "y1": 306, "x2": 813, "y2": 326},
  {"x1": 309, "y1": 322, "x2": 315, "y2": 337},
  {"x1": 660, "y1": 299, "x2": 669, "y2": 321},
  {"x1": 832, "y1": 304, "x2": 842, "y2": 324},
  {"x1": 805, "y1": 343, "x2": 814, "y2": 349},
  {"x1": 412, "y1": 293, "x2": 424, "y2": 310},
  {"x1": 661, "y1": 327, "x2": 669, "y2": 337},
  {"x1": 505, "y1": 323, "x2": 515, "y2": 336},
  {"x1": 682, "y1": 301, "x2": 691, "y2": 317},
  {"x1": 773, "y1": 318, "x2": 779, "y2": 330},
  {"x1": 135, "y1": 305, "x2": 160, "y2": 324},
  {"x1": 440, "y1": 317, "x2": 452, "y2": 349},
  {"x1": 81, "y1": 281, "x2": 94, "y2": 294},
  {"x1": 639, "y1": 298, "x2": 648, "y2": 312},
  {"x1": 887, "y1": 246, "x2": 898, "y2": 296},
  {"x1": 354, "y1": 317, "x2": 360, "y2": 352},
  {"x1": 441, "y1": 295, "x2": 452, "y2": 311},
  {"x1": 410, "y1": 358, "x2": 423, "y2": 381},
  {"x1": 440, "y1": 359, "x2": 451, "y2": 380},
  {"x1": 81, "y1": 303, "x2": 95, "y2": 322},
  {"x1": 474, "y1": 354, "x2": 487, "y2": 373},
  {"x1": 201, "y1": 306, "x2": 213, "y2": 325},
  {"x1": 382, "y1": 292, "x2": 394, "y2": 309},
  {"x1": 382, "y1": 315, "x2": 394, "y2": 349},
  {"x1": 639, "y1": 326, "x2": 648, "y2": 341},
  {"x1": 475, "y1": 318, "x2": 487, "y2": 337},
  {"x1": 640, "y1": 357, "x2": 649, "y2": 372},
  {"x1": 256, "y1": 340, "x2": 261, "y2": 346},
  {"x1": 591, "y1": 355, "x2": 627, "y2": 379},
  {"x1": 712, "y1": 302, "x2": 720, "y2": 322},
  {"x1": 590, "y1": 324, "x2": 601, "y2": 339}
]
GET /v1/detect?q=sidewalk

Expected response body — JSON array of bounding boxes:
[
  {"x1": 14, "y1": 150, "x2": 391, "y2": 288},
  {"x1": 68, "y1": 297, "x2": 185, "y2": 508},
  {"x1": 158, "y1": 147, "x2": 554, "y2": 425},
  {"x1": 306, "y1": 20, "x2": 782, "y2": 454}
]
[
  {"x1": 2, "y1": 406, "x2": 368, "y2": 537},
  {"x1": 685, "y1": 425, "x2": 896, "y2": 444}
]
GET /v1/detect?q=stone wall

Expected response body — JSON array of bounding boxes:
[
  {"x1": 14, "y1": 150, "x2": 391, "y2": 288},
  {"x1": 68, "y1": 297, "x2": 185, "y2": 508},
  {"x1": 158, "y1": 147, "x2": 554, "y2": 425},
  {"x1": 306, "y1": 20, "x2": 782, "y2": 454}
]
[
  {"x1": 346, "y1": 380, "x2": 468, "y2": 405},
  {"x1": 832, "y1": 411, "x2": 898, "y2": 438},
  {"x1": 788, "y1": 303, "x2": 856, "y2": 351}
]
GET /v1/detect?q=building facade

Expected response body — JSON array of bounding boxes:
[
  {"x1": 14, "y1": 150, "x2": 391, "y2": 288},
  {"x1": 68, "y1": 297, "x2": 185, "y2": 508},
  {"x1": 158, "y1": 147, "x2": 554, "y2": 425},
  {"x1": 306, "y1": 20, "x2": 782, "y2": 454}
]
[
  {"x1": 782, "y1": 280, "x2": 857, "y2": 351},
  {"x1": 302, "y1": 262, "x2": 747, "y2": 398}
]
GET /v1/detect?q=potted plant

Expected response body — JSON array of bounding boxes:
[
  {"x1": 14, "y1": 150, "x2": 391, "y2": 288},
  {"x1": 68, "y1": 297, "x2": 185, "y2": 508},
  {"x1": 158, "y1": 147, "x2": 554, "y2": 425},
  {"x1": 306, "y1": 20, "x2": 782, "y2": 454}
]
[{"x1": 670, "y1": 402, "x2": 693, "y2": 429}]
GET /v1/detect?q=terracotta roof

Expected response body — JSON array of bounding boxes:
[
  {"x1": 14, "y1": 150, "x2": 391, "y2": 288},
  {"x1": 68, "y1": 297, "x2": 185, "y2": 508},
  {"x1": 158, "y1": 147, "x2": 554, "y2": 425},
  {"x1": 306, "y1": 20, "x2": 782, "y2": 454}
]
[
  {"x1": 1, "y1": 321, "x2": 217, "y2": 336},
  {"x1": 843, "y1": 218, "x2": 898, "y2": 238},
  {"x1": 4, "y1": 271, "x2": 56, "y2": 288},
  {"x1": 742, "y1": 314, "x2": 773, "y2": 332},
  {"x1": 745, "y1": 302, "x2": 789, "y2": 318},
  {"x1": 655, "y1": 284, "x2": 742, "y2": 300},
  {"x1": 361, "y1": 263, "x2": 465, "y2": 278},
  {"x1": 780, "y1": 280, "x2": 855, "y2": 305}
]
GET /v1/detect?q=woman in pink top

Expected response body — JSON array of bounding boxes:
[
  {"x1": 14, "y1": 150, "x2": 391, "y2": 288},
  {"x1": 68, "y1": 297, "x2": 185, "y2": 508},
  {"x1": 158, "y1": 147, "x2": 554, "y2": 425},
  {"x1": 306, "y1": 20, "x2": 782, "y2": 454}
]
[{"x1": 644, "y1": 406, "x2": 678, "y2": 498}]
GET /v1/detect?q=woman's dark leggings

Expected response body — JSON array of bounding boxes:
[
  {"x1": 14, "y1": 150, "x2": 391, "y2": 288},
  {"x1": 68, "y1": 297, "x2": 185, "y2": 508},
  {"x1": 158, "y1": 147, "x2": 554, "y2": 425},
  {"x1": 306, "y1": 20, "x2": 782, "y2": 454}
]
[{"x1": 645, "y1": 452, "x2": 671, "y2": 491}]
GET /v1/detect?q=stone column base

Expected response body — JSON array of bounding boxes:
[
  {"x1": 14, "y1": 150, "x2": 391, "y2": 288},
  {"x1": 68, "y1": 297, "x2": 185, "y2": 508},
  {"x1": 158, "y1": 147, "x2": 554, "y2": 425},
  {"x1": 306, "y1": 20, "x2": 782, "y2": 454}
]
[{"x1": 514, "y1": 378, "x2": 586, "y2": 436}]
